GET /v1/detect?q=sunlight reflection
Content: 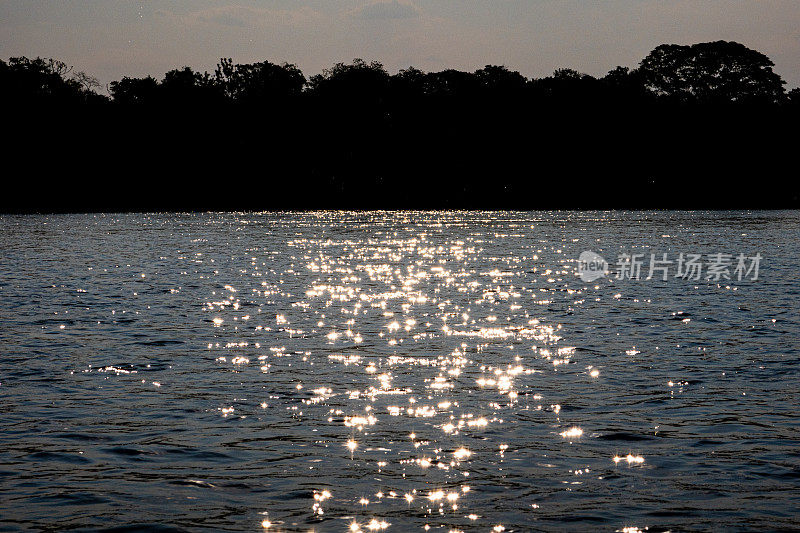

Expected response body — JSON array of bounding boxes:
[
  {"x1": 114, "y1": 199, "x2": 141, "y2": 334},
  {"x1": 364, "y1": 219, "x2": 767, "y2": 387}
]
[
  {"x1": 560, "y1": 427, "x2": 584, "y2": 439},
  {"x1": 193, "y1": 213, "x2": 621, "y2": 530},
  {"x1": 613, "y1": 454, "x2": 645, "y2": 465}
]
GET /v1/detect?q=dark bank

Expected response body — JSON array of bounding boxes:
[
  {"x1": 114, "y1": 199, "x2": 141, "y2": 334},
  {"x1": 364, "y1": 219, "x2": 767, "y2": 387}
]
[{"x1": 3, "y1": 41, "x2": 799, "y2": 212}]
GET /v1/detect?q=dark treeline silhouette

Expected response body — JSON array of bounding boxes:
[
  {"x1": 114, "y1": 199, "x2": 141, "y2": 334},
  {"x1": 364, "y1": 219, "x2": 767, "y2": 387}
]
[{"x1": 2, "y1": 41, "x2": 798, "y2": 212}]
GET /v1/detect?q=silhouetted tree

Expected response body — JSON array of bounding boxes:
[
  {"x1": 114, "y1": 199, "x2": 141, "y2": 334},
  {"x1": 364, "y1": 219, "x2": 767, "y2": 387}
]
[
  {"x1": 5, "y1": 43, "x2": 799, "y2": 212},
  {"x1": 600, "y1": 66, "x2": 651, "y2": 103},
  {"x1": 389, "y1": 67, "x2": 426, "y2": 98},
  {"x1": 308, "y1": 59, "x2": 390, "y2": 107},
  {"x1": 214, "y1": 58, "x2": 305, "y2": 103},
  {"x1": 603, "y1": 66, "x2": 633, "y2": 85},
  {"x1": 552, "y1": 68, "x2": 589, "y2": 80},
  {"x1": 109, "y1": 76, "x2": 160, "y2": 104},
  {"x1": 529, "y1": 68, "x2": 600, "y2": 105},
  {"x1": 73, "y1": 71, "x2": 101, "y2": 94},
  {"x1": 109, "y1": 68, "x2": 222, "y2": 105},
  {"x1": 423, "y1": 69, "x2": 480, "y2": 99},
  {"x1": 387, "y1": 66, "x2": 428, "y2": 116},
  {"x1": 0, "y1": 56, "x2": 105, "y2": 104},
  {"x1": 638, "y1": 41, "x2": 786, "y2": 103},
  {"x1": 475, "y1": 65, "x2": 527, "y2": 91},
  {"x1": 160, "y1": 67, "x2": 222, "y2": 105},
  {"x1": 474, "y1": 65, "x2": 527, "y2": 102}
]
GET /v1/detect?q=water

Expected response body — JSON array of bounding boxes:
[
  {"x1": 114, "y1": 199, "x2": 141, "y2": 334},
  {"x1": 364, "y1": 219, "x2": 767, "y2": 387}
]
[{"x1": 1, "y1": 211, "x2": 798, "y2": 532}]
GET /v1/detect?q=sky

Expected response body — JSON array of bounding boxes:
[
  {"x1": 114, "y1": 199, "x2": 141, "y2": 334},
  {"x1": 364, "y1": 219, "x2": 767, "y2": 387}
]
[{"x1": 1, "y1": 0, "x2": 799, "y2": 89}]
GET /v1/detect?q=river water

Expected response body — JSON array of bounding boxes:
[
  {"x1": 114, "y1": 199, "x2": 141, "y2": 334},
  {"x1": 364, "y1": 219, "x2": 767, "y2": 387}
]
[{"x1": 1, "y1": 211, "x2": 798, "y2": 532}]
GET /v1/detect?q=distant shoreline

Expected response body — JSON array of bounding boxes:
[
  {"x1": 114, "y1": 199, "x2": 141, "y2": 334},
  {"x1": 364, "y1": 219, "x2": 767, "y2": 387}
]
[
  {"x1": 3, "y1": 207, "x2": 799, "y2": 215},
  {"x1": 3, "y1": 41, "x2": 797, "y2": 212},
  {"x1": 4, "y1": 103, "x2": 796, "y2": 213}
]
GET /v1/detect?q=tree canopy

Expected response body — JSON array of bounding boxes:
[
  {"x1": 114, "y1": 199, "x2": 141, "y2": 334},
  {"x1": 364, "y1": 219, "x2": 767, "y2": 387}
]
[
  {"x1": 215, "y1": 58, "x2": 305, "y2": 103},
  {"x1": 638, "y1": 41, "x2": 786, "y2": 103},
  {"x1": 0, "y1": 56, "x2": 105, "y2": 104},
  {"x1": 6, "y1": 41, "x2": 793, "y2": 108},
  {"x1": 2, "y1": 41, "x2": 797, "y2": 212}
]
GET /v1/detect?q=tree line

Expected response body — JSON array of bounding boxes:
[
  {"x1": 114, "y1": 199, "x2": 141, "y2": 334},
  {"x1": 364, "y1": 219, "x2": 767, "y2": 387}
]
[
  {"x1": 2, "y1": 41, "x2": 798, "y2": 212},
  {"x1": 2, "y1": 41, "x2": 798, "y2": 107}
]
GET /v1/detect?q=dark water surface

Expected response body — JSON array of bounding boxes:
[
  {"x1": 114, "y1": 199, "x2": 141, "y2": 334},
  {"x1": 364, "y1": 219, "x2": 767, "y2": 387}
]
[{"x1": 1, "y1": 211, "x2": 798, "y2": 532}]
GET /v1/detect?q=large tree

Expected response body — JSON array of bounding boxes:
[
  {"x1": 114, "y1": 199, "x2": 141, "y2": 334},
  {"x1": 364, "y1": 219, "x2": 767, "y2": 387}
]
[
  {"x1": 160, "y1": 67, "x2": 221, "y2": 104},
  {"x1": 0, "y1": 56, "x2": 105, "y2": 104},
  {"x1": 638, "y1": 41, "x2": 786, "y2": 103},
  {"x1": 109, "y1": 76, "x2": 159, "y2": 104},
  {"x1": 308, "y1": 59, "x2": 390, "y2": 105},
  {"x1": 214, "y1": 59, "x2": 305, "y2": 103}
]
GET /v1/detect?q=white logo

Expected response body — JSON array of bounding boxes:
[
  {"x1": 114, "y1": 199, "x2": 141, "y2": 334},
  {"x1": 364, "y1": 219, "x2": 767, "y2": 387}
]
[{"x1": 578, "y1": 251, "x2": 608, "y2": 282}]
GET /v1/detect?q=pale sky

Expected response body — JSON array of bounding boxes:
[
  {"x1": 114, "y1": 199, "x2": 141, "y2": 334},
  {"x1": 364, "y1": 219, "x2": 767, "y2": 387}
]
[{"x1": 2, "y1": 0, "x2": 799, "y2": 89}]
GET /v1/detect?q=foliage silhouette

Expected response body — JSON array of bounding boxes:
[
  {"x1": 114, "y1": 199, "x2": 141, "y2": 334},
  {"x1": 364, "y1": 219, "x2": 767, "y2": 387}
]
[
  {"x1": 788, "y1": 88, "x2": 800, "y2": 105},
  {"x1": 1, "y1": 40, "x2": 798, "y2": 212},
  {"x1": 109, "y1": 76, "x2": 159, "y2": 104},
  {"x1": 309, "y1": 58, "x2": 390, "y2": 112},
  {"x1": 0, "y1": 56, "x2": 106, "y2": 104},
  {"x1": 638, "y1": 41, "x2": 786, "y2": 103},
  {"x1": 214, "y1": 59, "x2": 305, "y2": 104}
]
